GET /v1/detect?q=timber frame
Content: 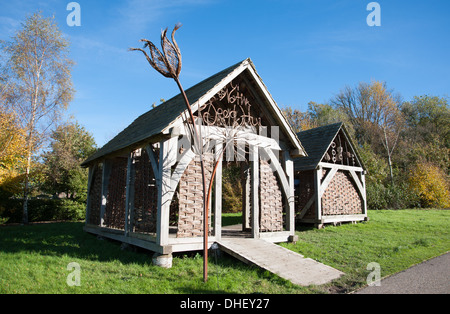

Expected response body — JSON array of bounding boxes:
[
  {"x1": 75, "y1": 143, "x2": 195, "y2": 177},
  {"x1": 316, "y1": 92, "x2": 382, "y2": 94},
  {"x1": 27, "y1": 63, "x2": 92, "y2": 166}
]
[
  {"x1": 294, "y1": 123, "x2": 368, "y2": 228},
  {"x1": 82, "y1": 58, "x2": 306, "y2": 254}
]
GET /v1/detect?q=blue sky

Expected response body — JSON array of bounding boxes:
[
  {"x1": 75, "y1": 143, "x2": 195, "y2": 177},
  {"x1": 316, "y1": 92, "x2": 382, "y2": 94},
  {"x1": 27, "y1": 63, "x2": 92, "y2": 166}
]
[{"x1": 1, "y1": 0, "x2": 449, "y2": 147}]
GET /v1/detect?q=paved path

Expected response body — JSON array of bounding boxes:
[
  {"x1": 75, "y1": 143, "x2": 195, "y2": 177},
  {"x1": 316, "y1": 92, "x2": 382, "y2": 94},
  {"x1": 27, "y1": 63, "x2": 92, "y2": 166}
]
[
  {"x1": 355, "y1": 252, "x2": 450, "y2": 294},
  {"x1": 218, "y1": 238, "x2": 344, "y2": 286}
]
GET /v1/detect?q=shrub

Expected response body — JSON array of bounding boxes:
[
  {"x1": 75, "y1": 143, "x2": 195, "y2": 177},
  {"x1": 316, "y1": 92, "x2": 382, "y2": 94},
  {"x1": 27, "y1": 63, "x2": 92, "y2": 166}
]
[
  {"x1": 384, "y1": 182, "x2": 420, "y2": 209},
  {"x1": 59, "y1": 199, "x2": 86, "y2": 221},
  {"x1": 366, "y1": 182, "x2": 388, "y2": 210},
  {"x1": 367, "y1": 182, "x2": 420, "y2": 210},
  {"x1": 408, "y1": 162, "x2": 450, "y2": 208},
  {"x1": 0, "y1": 198, "x2": 85, "y2": 224}
]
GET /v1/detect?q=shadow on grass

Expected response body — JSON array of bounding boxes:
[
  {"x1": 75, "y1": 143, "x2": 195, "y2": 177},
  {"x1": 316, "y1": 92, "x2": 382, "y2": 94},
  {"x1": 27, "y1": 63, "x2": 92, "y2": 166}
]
[
  {"x1": 0, "y1": 222, "x2": 153, "y2": 266},
  {"x1": 295, "y1": 223, "x2": 318, "y2": 232}
]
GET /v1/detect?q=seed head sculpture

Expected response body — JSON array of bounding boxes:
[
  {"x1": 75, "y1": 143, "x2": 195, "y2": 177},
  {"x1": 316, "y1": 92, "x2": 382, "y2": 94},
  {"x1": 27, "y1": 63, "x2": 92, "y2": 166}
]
[
  {"x1": 130, "y1": 24, "x2": 213, "y2": 283},
  {"x1": 129, "y1": 24, "x2": 182, "y2": 79}
]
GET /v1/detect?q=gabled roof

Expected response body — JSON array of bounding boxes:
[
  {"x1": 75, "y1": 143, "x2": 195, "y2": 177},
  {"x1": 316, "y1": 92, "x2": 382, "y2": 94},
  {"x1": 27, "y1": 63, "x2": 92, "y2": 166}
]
[
  {"x1": 82, "y1": 58, "x2": 306, "y2": 166},
  {"x1": 294, "y1": 122, "x2": 365, "y2": 171}
]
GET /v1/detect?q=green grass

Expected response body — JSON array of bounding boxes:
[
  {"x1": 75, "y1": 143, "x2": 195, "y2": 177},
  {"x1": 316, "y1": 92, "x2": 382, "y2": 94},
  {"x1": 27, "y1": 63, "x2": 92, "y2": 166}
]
[
  {"x1": 222, "y1": 212, "x2": 243, "y2": 226},
  {"x1": 0, "y1": 210, "x2": 449, "y2": 294},
  {"x1": 281, "y1": 209, "x2": 450, "y2": 292}
]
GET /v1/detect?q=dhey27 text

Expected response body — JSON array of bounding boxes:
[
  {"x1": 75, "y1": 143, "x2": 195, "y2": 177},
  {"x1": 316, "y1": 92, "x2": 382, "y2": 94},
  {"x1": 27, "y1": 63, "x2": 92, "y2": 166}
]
[{"x1": 180, "y1": 298, "x2": 270, "y2": 311}]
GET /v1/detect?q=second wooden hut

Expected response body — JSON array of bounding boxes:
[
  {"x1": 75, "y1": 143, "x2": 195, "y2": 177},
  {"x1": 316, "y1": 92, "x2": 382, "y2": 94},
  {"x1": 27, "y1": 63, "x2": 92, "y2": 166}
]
[{"x1": 294, "y1": 123, "x2": 368, "y2": 228}]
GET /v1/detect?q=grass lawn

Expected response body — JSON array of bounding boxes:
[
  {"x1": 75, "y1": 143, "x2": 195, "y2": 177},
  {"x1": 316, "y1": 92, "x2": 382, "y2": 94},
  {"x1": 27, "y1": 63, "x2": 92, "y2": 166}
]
[{"x1": 0, "y1": 209, "x2": 449, "y2": 294}]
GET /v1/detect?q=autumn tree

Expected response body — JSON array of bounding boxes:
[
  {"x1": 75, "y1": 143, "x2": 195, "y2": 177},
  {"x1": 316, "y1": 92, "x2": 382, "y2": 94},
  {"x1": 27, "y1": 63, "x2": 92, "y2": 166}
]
[
  {"x1": 331, "y1": 80, "x2": 403, "y2": 184},
  {"x1": 282, "y1": 102, "x2": 355, "y2": 139},
  {"x1": 281, "y1": 106, "x2": 314, "y2": 133},
  {"x1": 1, "y1": 66, "x2": 27, "y2": 191},
  {"x1": 0, "y1": 109, "x2": 27, "y2": 187},
  {"x1": 408, "y1": 162, "x2": 450, "y2": 208},
  {"x1": 1, "y1": 12, "x2": 74, "y2": 223}
]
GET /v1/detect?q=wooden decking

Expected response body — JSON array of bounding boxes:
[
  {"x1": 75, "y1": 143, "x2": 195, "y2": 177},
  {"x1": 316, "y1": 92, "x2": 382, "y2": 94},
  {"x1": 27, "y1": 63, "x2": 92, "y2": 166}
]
[{"x1": 217, "y1": 237, "x2": 344, "y2": 286}]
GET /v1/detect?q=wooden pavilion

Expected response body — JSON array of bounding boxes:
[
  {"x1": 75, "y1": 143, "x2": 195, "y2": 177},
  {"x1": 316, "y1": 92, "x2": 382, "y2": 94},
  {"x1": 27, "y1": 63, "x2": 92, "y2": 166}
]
[
  {"x1": 294, "y1": 123, "x2": 368, "y2": 228},
  {"x1": 81, "y1": 58, "x2": 307, "y2": 261}
]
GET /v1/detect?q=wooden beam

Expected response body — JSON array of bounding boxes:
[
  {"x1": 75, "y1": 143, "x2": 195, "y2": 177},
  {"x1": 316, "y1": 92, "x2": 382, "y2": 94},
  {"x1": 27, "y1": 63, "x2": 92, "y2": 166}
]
[
  {"x1": 339, "y1": 126, "x2": 363, "y2": 168},
  {"x1": 168, "y1": 148, "x2": 195, "y2": 201},
  {"x1": 251, "y1": 145, "x2": 259, "y2": 239},
  {"x1": 318, "y1": 167, "x2": 338, "y2": 199},
  {"x1": 100, "y1": 159, "x2": 112, "y2": 227},
  {"x1": 349, "y1": 169, "x2": 368, "y2": 217},
  {"x1": 298, "y1": 167, "x2": 337, "y2": 221},
  {"x1": 361, "y1": 172, "x2": 368, "y2": 216},
  {"x1": 298, "y1": 194, "x2": 316, "y2": 219},
  {"x1": 145, "y1": 144, "x2": 160, "y2": 179},
  {"x1": 349, "y1": 169, "x2": 364, "y2": 198},
  {"x1": 260, "y1": 147, "x2": 291, "y2": 200},
  {"x1": 157, "y1": 137, "x2": 177, "y2": 246},
  {"x1": 319, "y1": 214, "x2": 366, "y2": 223},
  {"x1": 243, "y1": 163, "x2": 251, "y2": 230},
  {"x1": 318, "y1": 162, "x2": 363, "y2": 173},
  {"x1": 258, "y1": 231, "x2": 291, "y2": 243},
  {"x1": 84, "y1": 225, "x2": 171, "y2": 255},
  {"x1": 214, "y1": 140, "x2": 223, "y2": 241},
  {"x1": 85, "y1": 163, "x2": 97, "y2": 225},
  {"x1": 314, "y1": 167, "x2": 322, "y2": 221},
  {"x1": 290, "y1": 148, "x2": 305, "y2": 158},
  {"x1": 284, "y1": 151, "x2": 295, "y2": 236},
  {"x1": 124, "y1": 152, "x2": 135, "y2": 236}
]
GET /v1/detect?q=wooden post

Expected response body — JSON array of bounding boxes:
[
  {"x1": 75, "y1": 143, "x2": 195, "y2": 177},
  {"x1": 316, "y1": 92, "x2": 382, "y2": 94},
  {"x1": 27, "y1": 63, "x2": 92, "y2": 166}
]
[
  {"x1": 361, "y1": 171, "x2": 368, "y2": 217},
  {"x1": 284, "y1": 151, "x2": 295, "y2": 236},
  {"x1": 157, "y1": 137, "x2": 177, "y2": 247},
  {"x1": 124, "y1": 151, "x2": 135, "y2": 236},
  {"x1": 243, "y1": 163, "x2": 251, "y2": 230},
  {"x1": 214, "y1": 140, "x2": 223, "y2": 241},
  {"x1": 146, "y1": 144, "x2": 160, "y2": 179},
  {"x1": 251, "y1": 145, "x2": 259, "y2": 239},
  {"x1": 314, "y1": 166, "x2": 322, "y2": 223},
  {"x1": 100, "y1": 159, "x2": 112, "y2": 227},
  {"x1": 85, "y1": 163, "x2": 96, "y2": 226}
]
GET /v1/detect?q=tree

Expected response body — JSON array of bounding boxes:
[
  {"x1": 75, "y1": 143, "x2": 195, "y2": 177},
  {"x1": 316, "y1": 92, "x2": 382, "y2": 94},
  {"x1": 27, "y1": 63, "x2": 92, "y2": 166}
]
[
  {"x1": 401, "y1": 95, "x2": 449, "y2": 147},
  {"x1": 401, "y1": 95, "x2": 450, "y2": 174},
  {"x1": 282, "y1": 102, "x2": 355, "y2": 140},
  {"x1": 331, "y1": 80, "x2": 403, "y2": 184},
  {"x1": 281, "y1": 106, "x2": 314, "y2": 133},
  {"x1": 41, "y1": 122, "x2": 97, "y2": 201},
  {"x1": 1, "y1": 12, "x2": 74, "y2": 223},
  {"x1": 0, "y1": 109, "x2": 27, "y2": 198},
  {"x1": 0, "y1": 110, "x2": 27, "y2": 182}
]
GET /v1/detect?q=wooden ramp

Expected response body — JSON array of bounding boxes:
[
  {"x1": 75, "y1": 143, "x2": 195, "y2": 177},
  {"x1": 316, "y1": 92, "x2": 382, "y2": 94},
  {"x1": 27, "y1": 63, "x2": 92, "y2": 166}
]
[{"x1": 217, "y1": 238, "x2": 344, "y2": 286}]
